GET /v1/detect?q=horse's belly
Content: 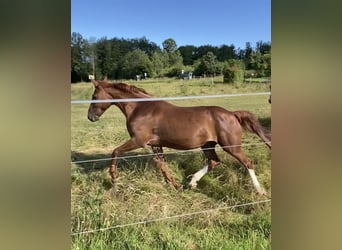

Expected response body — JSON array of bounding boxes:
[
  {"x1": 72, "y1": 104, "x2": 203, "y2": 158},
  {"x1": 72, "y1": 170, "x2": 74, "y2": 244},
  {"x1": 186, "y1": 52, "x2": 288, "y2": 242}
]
[
  {"x1": 157, "y1": 128, "x2": 216, "y2": 150},
  {"x1": 159, "y1": 140, "x2": 202, "y2": 150},
  {"x1": 148, "y1": 112, "x2": 217, "y2": 149}
]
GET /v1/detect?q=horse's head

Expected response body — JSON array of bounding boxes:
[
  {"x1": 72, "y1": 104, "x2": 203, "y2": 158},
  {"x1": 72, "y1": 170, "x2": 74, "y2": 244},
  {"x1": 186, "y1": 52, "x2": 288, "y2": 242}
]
[{"x1": 87, "y1": 80, "x2": 112, "y2": 122}]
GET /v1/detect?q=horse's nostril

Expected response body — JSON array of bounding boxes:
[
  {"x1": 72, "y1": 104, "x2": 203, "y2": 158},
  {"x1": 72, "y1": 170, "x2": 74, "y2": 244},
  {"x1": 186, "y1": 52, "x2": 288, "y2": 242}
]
[{"x1": 88, "y1": 114, "x2": 98, "y2": 122}]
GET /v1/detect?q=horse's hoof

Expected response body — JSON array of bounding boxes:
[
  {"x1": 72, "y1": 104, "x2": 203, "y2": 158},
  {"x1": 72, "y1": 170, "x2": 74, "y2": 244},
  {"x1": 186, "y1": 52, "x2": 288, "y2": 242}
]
[
  {"x1": 176, "y1": 185, "x2": 184, "y2": 192},
  {"x1": 257, "y1": 188, "x2": 267, "y2": 196},
  {"x1": 110, "y1": 183, "x2": 118, "y2": 197},
  {"x1": 188, "y1": 182, "x2": 197, "y2": 189},
  {"x1": 172, "y1": 182, "x2": 183, "y2": 191}
]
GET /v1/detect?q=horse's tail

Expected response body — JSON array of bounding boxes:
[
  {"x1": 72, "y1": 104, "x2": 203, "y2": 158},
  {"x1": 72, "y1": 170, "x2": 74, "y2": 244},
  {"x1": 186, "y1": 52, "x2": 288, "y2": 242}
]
[{"x1": 233, "y1": 111, "x2": 271, "y2": 149}]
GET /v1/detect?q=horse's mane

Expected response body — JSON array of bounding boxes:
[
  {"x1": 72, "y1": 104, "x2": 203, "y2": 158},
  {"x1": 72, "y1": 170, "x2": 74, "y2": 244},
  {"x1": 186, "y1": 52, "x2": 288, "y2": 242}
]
[
  {"x1": 115, "y1": 83, "x2": 151, "y2": 96},
  {"x1": 99, "y1": 80, "x2": 151, "y2": 97}
]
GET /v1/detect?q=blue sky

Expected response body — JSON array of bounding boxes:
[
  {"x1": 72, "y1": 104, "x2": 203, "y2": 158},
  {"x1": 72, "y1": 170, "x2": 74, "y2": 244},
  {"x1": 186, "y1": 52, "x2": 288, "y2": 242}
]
[{"x1": 71, "y1": 0, "x2": 270, "y2": 49}]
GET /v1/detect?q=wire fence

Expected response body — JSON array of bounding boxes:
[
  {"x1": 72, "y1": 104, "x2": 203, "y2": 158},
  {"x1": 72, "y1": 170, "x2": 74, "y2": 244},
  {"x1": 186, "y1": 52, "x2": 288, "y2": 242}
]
[
  {"x1": 71, "y1": 90, "x2": 271, "y2": 237},
  {"x1": 71, "y1": 91, "x2": 271, "y2": 164},
  {"x1": 71, "y1": 199, "x2": 271, "y2": 236},
  {"x1": 71, "y1": 141, "x2": 270, "y2": 165},
  {"x1": 71, "y1": 92, "x2": 270, "y2": 104}
]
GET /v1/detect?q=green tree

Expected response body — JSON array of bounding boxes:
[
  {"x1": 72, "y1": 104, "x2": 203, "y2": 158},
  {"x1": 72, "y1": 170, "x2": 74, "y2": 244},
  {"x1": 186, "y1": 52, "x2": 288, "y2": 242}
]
[
  {"x1": 195, "y1": 52, "x2": 220, "y2": 76},
  {"x1": 262, "y1": 52, "x2": 271, "y2": 76},
  {"x1": 194, "y1": 52, "x2": 221, "y2": 84},
  {"x1": 87, "y1": 36, "x2": 97, "y2": 79},
  {"x1": 130, "y1": 36, "x2": 160, "y2": 56},
  {"x1": 95, "y1": 37, "x2": 115, "y2": 79},
  {"x1": 223, "y1": 59, "x2": 245, "y2": 84},
  {"x1": 255, "y1": 41, "x2": 271, "y2": 77},
  {"x1": 71, "y1": 32, "x2": 271, "y2": 81},
  {"x1": 194, "y1": 45, "x2": 219, "y2": 61},
  {"x1": 249, "y1": 50, "x2": 271, "y2": 77},
  {"x1": 244, "y1": 42, "x2": 253, "y2": 69},
  {"x1": 256, "y1": 40, "x2": 271, "y2": 54},
  {"x1": 161, "y1": 38, "x2": 184, "y2": 77},
  {"x1": 178, "y1": 45, "x2": 196, "y2": 65},
  {"x1": 71, "y1": 32, "x2": 92, "y2": 82},
  {"x1": 120, "y1": 49, "x2": 152, "y2": 79},
  {"x1": 203, "y1": 52, "x2": 219, "y2": 75},
  {"x1": 162, "y1": 38, "x2": 177, "y2": 53},
  {"x1": 217, "y1": 44, "x2": 236, "y2": 61},
  {"x1": 166, "y1": 50, "x2": 183, "y2": 77},
  {"x1": 151, "y1": 51, "x2": 169, "y2": 77}
]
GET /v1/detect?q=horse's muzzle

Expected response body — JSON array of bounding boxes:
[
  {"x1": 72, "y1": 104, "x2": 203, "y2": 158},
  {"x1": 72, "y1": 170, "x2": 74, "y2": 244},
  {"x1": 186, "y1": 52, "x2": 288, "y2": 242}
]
[{"x1": 88, "y1": 114, "x2": 99, "y2": 122}]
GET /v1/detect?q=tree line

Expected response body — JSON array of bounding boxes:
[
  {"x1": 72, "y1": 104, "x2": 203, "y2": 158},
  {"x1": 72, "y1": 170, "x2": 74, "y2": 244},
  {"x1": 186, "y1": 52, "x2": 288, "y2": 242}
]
[{"x1": 71, "y1": 32, "x2": 271, "y2": 83}]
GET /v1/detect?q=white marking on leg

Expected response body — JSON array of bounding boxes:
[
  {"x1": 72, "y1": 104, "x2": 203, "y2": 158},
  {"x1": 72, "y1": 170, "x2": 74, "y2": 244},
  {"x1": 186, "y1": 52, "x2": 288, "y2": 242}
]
[
  {"x1": 189, "y1": 165, "x2": 208, "y2": 188},
  {"x1": 248, "y1": 169, "x2": 266, "y2": 194}
]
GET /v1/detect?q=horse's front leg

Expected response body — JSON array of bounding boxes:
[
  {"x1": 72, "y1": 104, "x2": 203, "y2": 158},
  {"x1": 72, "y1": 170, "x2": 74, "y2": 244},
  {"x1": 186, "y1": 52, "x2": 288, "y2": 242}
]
[
  {"x1": 152, "y1": 146, "x2": 182, "y2": 190},
  {"x1": 110, "y1": 138, "x2": 141, "y2": 190}
]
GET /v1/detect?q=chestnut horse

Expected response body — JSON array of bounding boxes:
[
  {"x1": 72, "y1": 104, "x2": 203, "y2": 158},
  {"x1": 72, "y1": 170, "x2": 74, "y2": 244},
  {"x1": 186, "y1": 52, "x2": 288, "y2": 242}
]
[{"x1": 87, "y1": 80, "x2": 271, "y2": 195}]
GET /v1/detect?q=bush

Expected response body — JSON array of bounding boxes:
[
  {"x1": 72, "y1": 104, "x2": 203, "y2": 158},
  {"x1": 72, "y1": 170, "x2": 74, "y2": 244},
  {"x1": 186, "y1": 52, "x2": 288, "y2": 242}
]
[
  {"x1": 223, "y1": 60, "x2": 245, "y2": 83},
  {"x1": 165, "y1": 66, "x2": 183, "y2": 78}
]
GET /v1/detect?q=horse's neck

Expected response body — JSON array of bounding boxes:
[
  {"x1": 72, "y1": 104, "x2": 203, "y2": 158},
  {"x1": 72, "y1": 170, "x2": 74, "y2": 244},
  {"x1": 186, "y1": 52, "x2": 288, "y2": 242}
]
[
  {"x1": 110, "y1": 91, "x2": 149, "y2": 119},
  {"x1": 115, "y1": 102, "x2": 136, "y2": 119}
]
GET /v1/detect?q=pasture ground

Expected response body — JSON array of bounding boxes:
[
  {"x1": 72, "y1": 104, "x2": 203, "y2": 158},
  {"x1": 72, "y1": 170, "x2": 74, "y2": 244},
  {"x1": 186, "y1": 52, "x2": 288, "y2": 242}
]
[{"x1": 71, "y1": 76, "x2": 271, "y2": 249}]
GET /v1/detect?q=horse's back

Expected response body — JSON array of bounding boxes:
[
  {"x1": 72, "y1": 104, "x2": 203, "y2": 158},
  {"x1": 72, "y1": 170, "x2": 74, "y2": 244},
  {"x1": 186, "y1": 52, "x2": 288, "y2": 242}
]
[
  {"x1": 133, "y1": 102, "x2": 236, "y2": 130},
  {"x1": 131, "y1": 102, "x2": 241, "y2": 149}
]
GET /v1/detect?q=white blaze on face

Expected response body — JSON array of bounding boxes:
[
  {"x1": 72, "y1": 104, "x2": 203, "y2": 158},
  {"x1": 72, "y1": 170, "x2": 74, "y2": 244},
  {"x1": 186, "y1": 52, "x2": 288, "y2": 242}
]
[{"x1": 189, "y1": 165, "x2": 208, "y2": 187}]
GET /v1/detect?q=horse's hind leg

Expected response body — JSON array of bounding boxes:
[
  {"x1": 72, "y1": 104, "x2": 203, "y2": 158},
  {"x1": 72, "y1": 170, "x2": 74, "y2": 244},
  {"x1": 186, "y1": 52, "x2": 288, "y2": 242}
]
[
  {"x1": 152, "y1": 146, "x2": 182, "y2": 190},
  {"x1": 221, "y1": 144, "x2": 266, "y2": 195},
  {"x1": 189, "y1": 142, "x2": 220, "y2": 188}
]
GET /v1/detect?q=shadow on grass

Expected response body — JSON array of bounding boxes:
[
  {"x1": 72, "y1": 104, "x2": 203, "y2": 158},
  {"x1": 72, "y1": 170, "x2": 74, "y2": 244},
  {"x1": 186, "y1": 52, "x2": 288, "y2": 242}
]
[
  {"x1": 71, "y1": 150, "x2": 153, "y2": 173},
  {"x1": 71, "y1": 150, "x2": 207, "y2": 190},
  {"x1": 71, "y1": 150, "x2": 157, "y2": 191}
]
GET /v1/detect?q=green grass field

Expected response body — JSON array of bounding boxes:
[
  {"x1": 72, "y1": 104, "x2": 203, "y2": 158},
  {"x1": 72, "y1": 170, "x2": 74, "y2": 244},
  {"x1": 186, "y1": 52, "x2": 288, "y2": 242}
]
[{"x1": 71, "y1": 77, "x2": 271, "y2": 249}]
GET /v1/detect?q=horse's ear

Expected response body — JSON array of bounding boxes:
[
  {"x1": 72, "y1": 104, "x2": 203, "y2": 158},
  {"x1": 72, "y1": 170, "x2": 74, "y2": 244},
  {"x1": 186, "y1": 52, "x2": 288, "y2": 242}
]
[{"x1": 91, "y1": 79, "x2": 99, "y2": 87}]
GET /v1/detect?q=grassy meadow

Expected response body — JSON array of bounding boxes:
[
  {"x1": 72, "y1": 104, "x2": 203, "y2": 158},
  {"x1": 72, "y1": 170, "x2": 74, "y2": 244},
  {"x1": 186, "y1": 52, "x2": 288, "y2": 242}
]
[{"x1": 71, "y1": 76, "x2": 271, "y2": 249}]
